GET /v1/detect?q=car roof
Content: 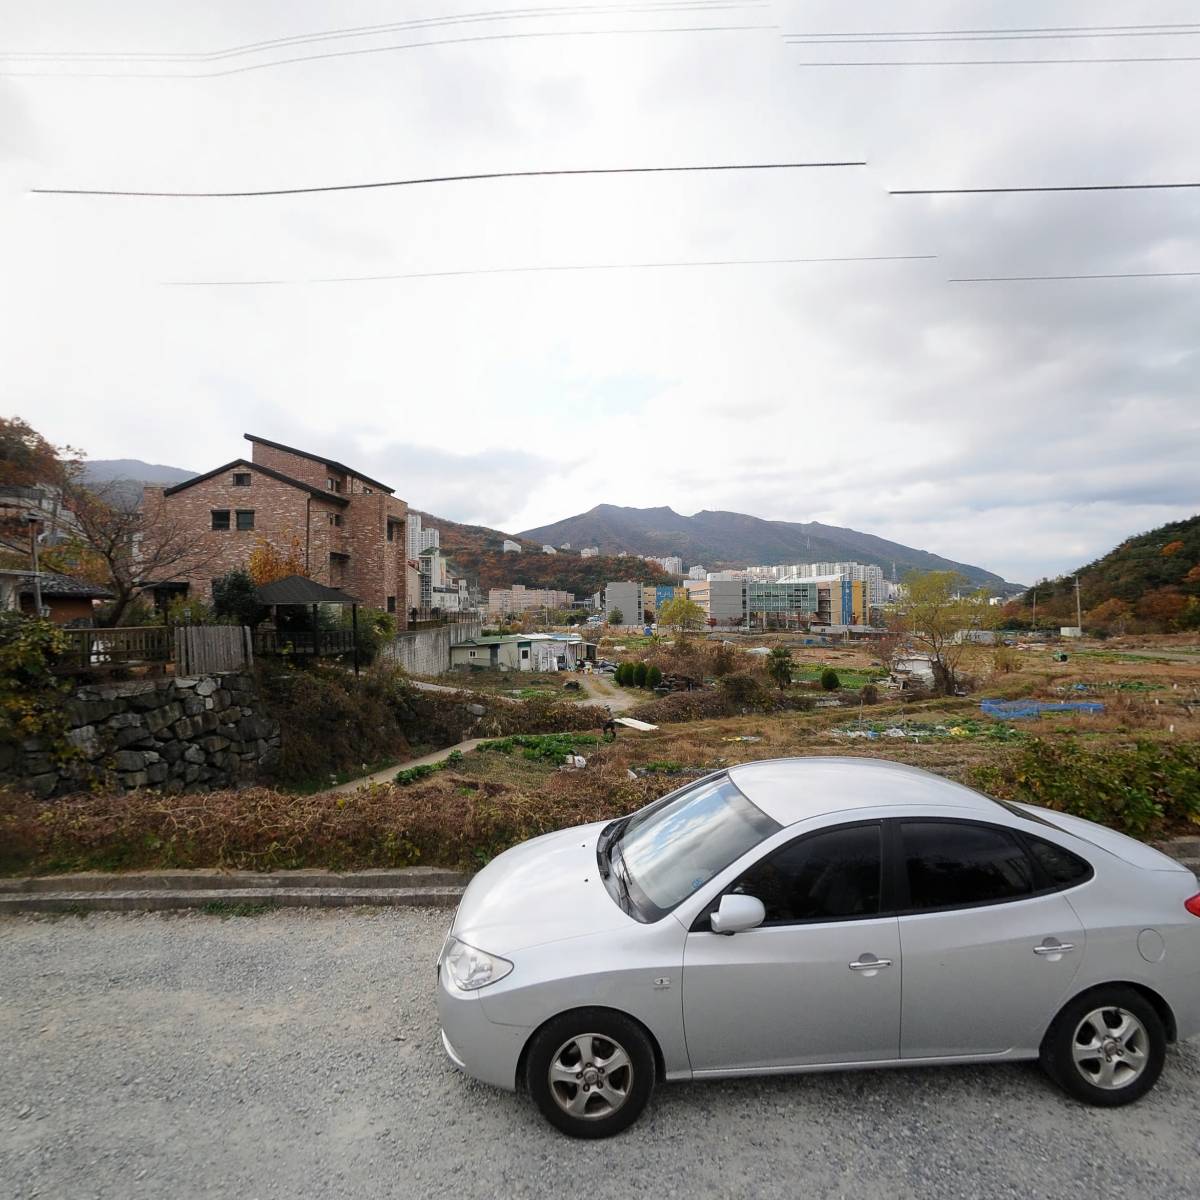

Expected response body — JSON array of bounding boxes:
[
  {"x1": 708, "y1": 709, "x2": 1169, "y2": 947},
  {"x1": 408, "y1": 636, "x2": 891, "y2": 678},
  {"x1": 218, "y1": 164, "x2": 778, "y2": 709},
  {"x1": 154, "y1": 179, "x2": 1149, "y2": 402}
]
[{"x1": 727, "y1": 757, "x2": 998, "y2": 827}]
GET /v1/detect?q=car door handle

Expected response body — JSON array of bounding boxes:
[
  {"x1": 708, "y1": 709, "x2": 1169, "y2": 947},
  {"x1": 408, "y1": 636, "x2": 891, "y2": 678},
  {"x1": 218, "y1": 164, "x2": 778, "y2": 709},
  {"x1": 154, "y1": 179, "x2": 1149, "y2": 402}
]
[
  {"x1": 1033, "y1": 942, "x2": 1075, "y2": 955},
  {"x1": 848, "y1": 957, "x2": 893, "y2": 971}
]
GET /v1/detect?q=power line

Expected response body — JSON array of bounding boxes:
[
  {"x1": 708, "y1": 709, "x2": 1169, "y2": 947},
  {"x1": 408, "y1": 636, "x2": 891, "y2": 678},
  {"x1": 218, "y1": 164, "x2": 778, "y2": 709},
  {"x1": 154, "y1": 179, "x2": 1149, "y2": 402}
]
[
  {"x1": 791, "y1": 56, "x2": 1200, "y2": 65},
  {"x1": 32, "y1": 160, "x2": 865, "y2": 199},
  {"x1": 1, "y1": 22, "x2": 774, "y2": 79},
  {"x1": 949, "y1": 271, "x2": 1200, "y2": 282},
  {"x1": 892, "y1": 182, "x2": 1200, "y2": 195},
  {"x1": 784, "y1": 22, "x2": 1200, "y2": 38},
  {"x1": 785, "y1": 28, "x2": 1200, "y2": 46},
  {"x1": 163, "y1": 255, "x2": 937, "y2": 286},
  {"x1": 2, "y1": 2, "x2": 764, "y2": 62}
]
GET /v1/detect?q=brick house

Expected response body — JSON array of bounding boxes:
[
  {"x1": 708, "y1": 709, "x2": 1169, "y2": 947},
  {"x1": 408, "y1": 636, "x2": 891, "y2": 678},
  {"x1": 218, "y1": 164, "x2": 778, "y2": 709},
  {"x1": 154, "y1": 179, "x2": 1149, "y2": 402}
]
[{"x1": 142, "y1": 434, "x2": 410, "y2": 624}]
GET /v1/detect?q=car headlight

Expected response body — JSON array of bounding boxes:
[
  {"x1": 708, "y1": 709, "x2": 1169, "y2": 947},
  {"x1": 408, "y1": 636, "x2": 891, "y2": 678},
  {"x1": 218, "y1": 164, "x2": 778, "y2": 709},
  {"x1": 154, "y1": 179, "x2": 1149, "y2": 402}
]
[{"x1": 441, "y1": 937, "x2": 513, "y2": 991}]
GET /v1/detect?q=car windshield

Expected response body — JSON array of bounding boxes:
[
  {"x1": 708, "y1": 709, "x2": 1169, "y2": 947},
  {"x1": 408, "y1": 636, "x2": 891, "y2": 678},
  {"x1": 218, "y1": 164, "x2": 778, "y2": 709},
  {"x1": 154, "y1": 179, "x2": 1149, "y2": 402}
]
[{"x1": 610, "y1": 774, "x2": 780, "y2": 921}]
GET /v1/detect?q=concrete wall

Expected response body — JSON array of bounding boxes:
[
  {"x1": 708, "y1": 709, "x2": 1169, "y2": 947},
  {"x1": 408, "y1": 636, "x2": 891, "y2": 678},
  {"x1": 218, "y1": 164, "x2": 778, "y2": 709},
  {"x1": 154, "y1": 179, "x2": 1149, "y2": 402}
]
[
  {"x1": 382, "y1": 620, "x2": 482, "y2": 676},
  {"x1": 2, "y1": 672, "x2": 281, "y2": 799}
]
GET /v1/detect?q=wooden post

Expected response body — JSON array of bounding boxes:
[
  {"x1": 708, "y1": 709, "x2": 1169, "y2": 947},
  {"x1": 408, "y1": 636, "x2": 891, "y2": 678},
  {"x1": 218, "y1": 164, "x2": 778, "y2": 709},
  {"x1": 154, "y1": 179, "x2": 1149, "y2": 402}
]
[{"x1": 352, "y1": 603, "x2": 359, "y2": 675}]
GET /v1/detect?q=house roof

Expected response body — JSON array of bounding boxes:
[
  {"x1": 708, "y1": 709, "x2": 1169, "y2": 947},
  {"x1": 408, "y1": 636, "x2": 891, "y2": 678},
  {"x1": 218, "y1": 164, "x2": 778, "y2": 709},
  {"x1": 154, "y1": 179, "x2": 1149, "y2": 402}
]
[
  {"x1": 254, "y1": 575, "x2": 361, "y2": 605},
  {"x1": 161, "y1": 459, "x2": 350, "y2": 506},
  {"x1": 15, "y1": 571, "x2": 113, "y2": 599},
  {"x1": 244, "y1": 434, "x2": 394, "y2": 494}
]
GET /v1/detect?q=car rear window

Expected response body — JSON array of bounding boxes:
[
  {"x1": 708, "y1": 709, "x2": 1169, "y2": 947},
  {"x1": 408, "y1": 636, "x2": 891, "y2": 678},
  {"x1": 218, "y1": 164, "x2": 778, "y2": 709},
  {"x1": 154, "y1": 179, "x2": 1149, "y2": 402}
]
[
  {"x1": 901, "y1": 821, "x2": 1036, "y2": 911},
  {"x1": 1025, "y1": 835, "x2": 1094, "y2": 888}
]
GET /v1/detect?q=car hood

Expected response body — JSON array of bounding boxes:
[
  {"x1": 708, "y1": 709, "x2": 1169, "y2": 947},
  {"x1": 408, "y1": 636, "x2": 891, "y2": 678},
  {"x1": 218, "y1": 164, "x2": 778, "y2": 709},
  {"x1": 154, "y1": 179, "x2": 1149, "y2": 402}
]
[{"x1": 450, "y1": 820, "x2": 633, "y2": 955}]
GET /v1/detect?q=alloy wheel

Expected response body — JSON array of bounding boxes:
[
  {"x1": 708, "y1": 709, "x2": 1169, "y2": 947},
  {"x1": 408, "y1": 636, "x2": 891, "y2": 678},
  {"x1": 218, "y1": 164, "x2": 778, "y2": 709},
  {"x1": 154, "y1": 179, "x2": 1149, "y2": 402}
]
[
  {"x1": 1071, "y1": 1006, "x2": 1150, "y2": 1090},
  {"x1": 547, "y1": 1033, "x2": 634, "y2": 1119}
]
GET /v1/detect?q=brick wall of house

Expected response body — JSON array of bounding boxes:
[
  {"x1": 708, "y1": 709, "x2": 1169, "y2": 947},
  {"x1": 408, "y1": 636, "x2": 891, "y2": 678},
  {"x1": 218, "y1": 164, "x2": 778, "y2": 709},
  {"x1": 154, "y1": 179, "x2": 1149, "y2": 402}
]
[
  {"x1": 145, "y1": 469, "x2": 343, "y2": 600},
  {"x1": 249, "y1": 442, "x2": 332, "y2": 493}
]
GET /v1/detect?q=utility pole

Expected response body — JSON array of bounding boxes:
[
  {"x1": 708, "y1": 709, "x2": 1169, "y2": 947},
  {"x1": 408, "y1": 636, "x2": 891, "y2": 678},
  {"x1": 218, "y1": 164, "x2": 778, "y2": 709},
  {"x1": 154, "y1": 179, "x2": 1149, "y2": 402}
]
[
  {"x1": 1031, "y1": 589, "x2": 1037, "y2": 631},
  {"x1": 1074, "y1": 576, "x2": 1083, "y2": 631},
  {"x1": 27, "y1": 515, "x2": 44, "y2": 617}
]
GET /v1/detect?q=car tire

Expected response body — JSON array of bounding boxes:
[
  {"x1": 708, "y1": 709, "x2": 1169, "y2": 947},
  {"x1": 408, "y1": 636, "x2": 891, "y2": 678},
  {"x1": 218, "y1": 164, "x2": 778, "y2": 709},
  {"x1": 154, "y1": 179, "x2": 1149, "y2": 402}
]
[
  {"x1": 1040, "y1": 986, "x2": 1166, "y2": 1107},
  {"x1": 525, "y1": 1009, "x2": 655, "y2": 1138}
]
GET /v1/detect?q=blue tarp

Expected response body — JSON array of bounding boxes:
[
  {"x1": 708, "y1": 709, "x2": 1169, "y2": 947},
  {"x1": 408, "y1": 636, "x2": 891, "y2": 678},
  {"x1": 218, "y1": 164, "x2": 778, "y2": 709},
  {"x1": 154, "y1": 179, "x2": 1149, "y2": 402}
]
[{"x1": 981, "y1": 699, "x2": 1105, "y2": 719}]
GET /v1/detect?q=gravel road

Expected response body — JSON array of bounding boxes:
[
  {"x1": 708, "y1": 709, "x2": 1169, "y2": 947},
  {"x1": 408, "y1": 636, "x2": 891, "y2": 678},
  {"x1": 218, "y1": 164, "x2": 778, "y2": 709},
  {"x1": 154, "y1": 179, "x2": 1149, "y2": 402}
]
[{"x1": 3, "y1": 909, "x2": 1199, "y2": 1200}]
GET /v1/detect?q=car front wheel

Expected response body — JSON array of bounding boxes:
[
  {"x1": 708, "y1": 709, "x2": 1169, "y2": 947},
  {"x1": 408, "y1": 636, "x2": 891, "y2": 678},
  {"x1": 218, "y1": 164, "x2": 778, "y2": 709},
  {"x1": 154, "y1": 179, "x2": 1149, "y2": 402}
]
[
  {"x1": 525, "y1": 1009, "x2": 655, "y2": 1138},
  {"x1": 1040, "y1": 986, "x2": 1166, "y2": 1106}
]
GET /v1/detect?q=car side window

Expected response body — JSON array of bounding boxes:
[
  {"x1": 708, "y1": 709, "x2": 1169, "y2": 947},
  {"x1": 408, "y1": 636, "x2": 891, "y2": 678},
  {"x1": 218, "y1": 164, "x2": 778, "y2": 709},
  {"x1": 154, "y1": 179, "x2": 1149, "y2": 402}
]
[
  {"x1": 733, "y1": 824, "x2": 881, "y2": 924},
  {"x1": 901, "y1": 822, "x2": 1035, "y2": 911},
  {"x1": 1024, "y1": 835, "x2": 1093, "y2": 888}
]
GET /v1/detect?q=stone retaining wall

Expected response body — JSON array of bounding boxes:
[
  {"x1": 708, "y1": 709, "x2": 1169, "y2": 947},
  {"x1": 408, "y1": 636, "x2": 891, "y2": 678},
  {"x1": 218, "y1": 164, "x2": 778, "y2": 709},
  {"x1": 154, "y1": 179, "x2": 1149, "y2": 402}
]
[{"x1": 4, "y1": 672, "x2": 280, "y2": 799}]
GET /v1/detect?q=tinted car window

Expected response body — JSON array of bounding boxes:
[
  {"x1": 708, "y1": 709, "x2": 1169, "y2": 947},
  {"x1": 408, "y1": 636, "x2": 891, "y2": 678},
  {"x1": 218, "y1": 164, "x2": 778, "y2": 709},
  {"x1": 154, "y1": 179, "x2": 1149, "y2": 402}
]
[
  {"x1": 734, "y1": 824, "x2": 881, "y2": 923},
  {"x1": 902, "y1": 822, "x2": 1034, "y2": 911},
  {"x1": 1025, "y1": 836, "x2": 1093, "y2": 887}
]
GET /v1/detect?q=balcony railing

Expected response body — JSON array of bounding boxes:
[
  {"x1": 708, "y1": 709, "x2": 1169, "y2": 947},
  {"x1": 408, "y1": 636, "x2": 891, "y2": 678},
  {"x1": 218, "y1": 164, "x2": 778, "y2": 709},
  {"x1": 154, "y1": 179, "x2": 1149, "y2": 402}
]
[{"x1": 252, "y1": 628, "x2": 356, "y2": 657}]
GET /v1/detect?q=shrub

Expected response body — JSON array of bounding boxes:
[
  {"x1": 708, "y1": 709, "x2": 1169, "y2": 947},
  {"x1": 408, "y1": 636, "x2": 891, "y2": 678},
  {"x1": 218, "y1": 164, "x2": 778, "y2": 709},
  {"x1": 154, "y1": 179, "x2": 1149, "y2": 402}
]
[
  {"x1": 972, "y1": 739, "x2": 1200, "y2": 838},
  {"x1": 213, "y1": 569, "x2": 267, "y2": 628},
  {"x1": 335, "y1": 606, "x2": 396, "y2": 665},
  {"x1": 767, "y1": 647, "x2": 793, "y2": 690},
  {"x1": 634, "y1": 661, "x2": 649, "y2": 687},
  {"x1": 721, "y1": 672, "x2": 764, "y2": 707},
  {"x1": 820, "y1": 668, "x2": 840, "y2": 691},
  {"x1": 645, "y1": 664, "x2": 662, "y2": 689},
  {"x1": 477, "y1": 733, "x2": 600, "y2": 762},
  {"x1": 0, "y1": 614, "x2": 71, "y2": 755},
  {"x1": 860, "y1": 683, "x2": 879, "y2": 705}
]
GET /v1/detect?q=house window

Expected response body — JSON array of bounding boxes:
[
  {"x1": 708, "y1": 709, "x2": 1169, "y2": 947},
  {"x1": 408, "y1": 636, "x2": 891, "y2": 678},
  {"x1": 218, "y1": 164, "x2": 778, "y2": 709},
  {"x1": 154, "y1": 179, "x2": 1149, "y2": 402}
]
[
  {"x1": 328, "y1": 513, "x2": 343, "y2": 527},
  {"x1": 469, "y1": 650, "x2": 477, "y2": 658},
  {"x1": 235, "y1": 510, "x2": 255, "y2": 531},
  {"x1": 387, "y1": 596, "x2": 396, "y2": 613},
  {"x1": 232, "y1": 473, "x2": 251, "y2": 487},
  {"x1": 326, "y1": 478, "x2": 343, "y2": 493},
  {"x1": 387, "y1": 522, "x2": 397, "y2": 542},
  {"x1": 363, "y1": 487, "x2": 373, "y2": 494},
  {"x1": 211, "y1": 510, "x2": 230, "y2": 531}
]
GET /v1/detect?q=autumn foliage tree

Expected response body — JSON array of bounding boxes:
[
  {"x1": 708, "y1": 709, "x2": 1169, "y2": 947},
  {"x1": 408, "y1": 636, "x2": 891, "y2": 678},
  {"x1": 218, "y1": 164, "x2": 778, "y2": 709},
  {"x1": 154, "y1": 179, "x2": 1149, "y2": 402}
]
[{"x1": 247, "y1": 534, "x2": 308, "y2": 585}]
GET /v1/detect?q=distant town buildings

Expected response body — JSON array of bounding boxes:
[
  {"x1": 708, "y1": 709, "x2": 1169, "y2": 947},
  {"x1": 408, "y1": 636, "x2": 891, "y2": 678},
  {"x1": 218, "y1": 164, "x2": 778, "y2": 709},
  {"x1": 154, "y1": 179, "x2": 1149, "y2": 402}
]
[
  {"x1": 405, "y1": 511, "x2": 440, "y2": 559},
  {"x1": 580, "y1": 546, "x2": 600, "y2": 558},
  {"x1": 487, "y1": 584, "x2": 574, "y2": 616},
  {"x1": 643, "y1": 554, "x2": 683, "y2": 576},
  {"x1": 501, "y1": 539, "x2": 522, "y2": 553},
  {"x1": 541, "y1": 544, "x2": 557, "y2": 555},
  {"x1": 687, "y1": 565, "x2": 707, "y2": 580}
]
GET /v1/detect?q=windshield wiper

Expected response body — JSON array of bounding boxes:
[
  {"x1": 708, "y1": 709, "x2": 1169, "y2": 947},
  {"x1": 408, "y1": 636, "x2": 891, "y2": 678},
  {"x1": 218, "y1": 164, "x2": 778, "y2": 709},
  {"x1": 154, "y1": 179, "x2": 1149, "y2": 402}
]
[{"x1": 596, "y1": 815, "x2": 631, "y2": 880}]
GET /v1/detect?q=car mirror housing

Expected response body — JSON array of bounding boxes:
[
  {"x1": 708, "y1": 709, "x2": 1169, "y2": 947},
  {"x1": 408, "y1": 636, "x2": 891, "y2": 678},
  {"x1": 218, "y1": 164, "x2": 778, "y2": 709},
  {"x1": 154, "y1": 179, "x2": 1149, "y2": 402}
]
[{"x1": 710, "y1": 893, "x2": 766, "y2": 935}]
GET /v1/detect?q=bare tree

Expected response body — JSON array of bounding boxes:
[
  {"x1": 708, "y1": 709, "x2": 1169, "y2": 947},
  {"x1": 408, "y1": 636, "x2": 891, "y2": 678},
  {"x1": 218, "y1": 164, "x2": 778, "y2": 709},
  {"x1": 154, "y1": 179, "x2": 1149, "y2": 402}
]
[{"x1": 64, "y1": 482, "x2": 220, "y2": 627}]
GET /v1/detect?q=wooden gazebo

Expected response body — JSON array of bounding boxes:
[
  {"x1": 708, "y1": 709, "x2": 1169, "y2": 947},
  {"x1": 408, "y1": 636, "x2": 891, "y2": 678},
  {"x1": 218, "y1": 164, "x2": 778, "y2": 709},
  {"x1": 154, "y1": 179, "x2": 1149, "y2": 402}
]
[{"x1": 254, "y1": 575, "x2": 363, "y2": 673}]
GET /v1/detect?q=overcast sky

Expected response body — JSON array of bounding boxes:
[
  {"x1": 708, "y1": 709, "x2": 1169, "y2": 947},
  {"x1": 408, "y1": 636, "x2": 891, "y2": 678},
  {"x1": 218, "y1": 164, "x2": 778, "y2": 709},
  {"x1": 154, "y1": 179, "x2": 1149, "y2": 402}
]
[{"x1": 3, "y1": 1, "x2": 1198, "y2": 585}]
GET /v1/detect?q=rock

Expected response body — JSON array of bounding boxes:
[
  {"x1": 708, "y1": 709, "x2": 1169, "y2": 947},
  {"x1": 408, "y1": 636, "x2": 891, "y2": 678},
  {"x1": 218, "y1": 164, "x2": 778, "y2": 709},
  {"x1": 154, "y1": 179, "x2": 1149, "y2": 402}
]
[
  {"x1": 115, "y1": 726, "x2": 153, "y2": 749},
  {"x1": 174, "y1": 677, "x2": 198, "y2": 689},
  {"x1": 120, "y1": 770, "x2": 149, "y2": 789},
  {"x1": 21, "y1": 737, "x2": 44, "y2": 753},
  {"x1": 183, "y1": 763, "x2": 201, "y2": 783},
  {"x1": 183, "y1": 696, "x2": 206, "y2": 717},
  {"x1": 28, "y1": 773, "x2": 58, "y2": 799},
  {"x1": 466, "y1": 703, "x2": 487, "y2": 717},
  {"x1": 196, "y1": 678, "x2": 217, "y2": 697},
  {"x1": 22, "y1": 753, "x2": 54, "y2": 775},
  {"x1": 115, "y1": 750, "x2": 146, "y2": 771},
  {"x1": 144, "y1": 701, "x2": 183, "y2": 734},
  {"x1": 195, "y1": 711, "x2": 220, "y2": 734},
  {"x1": 172, "y1": 717, "x2": 195, "y2": 739},
  {"x1": 142, "y1": 750, "x2": 161, "y2": 764},
  {"x1": 145, "y1": 762, "x2": 169, "y2": 784},
  {"x1": 104, "y1": 712, "x2": 140, "y2": 731},
  {"x1": 165, "y1": 779, "x2": 184, "y2": 794},
  {"x1": 160, "y1": 741, "x2": 185, "y2": 763},
  {"x1": 211, "y1": 690, "x2": 231, "y2": 712},
  {"x1": 130, "y1": 689, "x2": 166, "y2": 711},
  {"x1": 183, "y1": 745, "x2": 206, "y2": 765},
  {"x1": 201, "y1": 736, "x2": 230, "y2": 753}
]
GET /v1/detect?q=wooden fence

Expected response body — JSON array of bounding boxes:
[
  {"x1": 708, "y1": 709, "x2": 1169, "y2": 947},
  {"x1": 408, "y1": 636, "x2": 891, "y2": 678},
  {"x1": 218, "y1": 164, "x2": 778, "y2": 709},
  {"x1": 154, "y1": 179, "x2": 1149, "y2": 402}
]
[
  {"x1": 57, "y1": 626, "x2": 172, "y2": 673},
  {"x1": 252, "y1": 628, "x2": 356, "y2": 658},
  {"x1": 175, "y1": 625, "x2": 253, "y2": 675}
]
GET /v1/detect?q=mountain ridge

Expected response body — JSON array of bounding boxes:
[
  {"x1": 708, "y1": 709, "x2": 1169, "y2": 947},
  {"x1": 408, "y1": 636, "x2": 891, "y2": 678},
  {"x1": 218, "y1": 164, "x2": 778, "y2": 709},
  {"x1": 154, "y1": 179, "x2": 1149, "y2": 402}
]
[{"x1": 519, "y1": 503, "x2": 1022, "y2": 591}]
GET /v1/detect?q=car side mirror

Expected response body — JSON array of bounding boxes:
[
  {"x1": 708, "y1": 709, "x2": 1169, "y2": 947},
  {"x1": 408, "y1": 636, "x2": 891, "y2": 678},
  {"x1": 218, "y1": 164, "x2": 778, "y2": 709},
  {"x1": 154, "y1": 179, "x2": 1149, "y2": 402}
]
[{"x1": 710, "y1": 893, "x2": 766, "y2": 935}]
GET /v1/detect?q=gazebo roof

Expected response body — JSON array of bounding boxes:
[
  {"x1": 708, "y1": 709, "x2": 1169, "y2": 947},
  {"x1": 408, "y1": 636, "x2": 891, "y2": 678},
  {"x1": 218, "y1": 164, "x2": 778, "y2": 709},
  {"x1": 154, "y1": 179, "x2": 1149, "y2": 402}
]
[{"x1": 254, "y1": 575, "x2": 361, "y2": 605}]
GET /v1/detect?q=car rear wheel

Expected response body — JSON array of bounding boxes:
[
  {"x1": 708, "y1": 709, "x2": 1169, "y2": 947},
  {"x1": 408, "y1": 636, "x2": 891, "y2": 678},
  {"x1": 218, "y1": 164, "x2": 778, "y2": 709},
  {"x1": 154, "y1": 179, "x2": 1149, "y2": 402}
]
[
  {"x1": 525, "y1": 1009, "x2": 655, "y2": 1138},
  {"x1": 1040, "y1": 986, "x2": 1166, "y2": 1106}
]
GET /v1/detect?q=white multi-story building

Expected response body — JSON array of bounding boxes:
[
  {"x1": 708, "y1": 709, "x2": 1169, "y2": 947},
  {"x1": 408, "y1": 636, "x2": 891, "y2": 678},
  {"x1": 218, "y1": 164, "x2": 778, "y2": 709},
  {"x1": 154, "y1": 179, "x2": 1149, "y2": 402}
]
[
  {"x1": 487, "y1": 584, "x2": 574, "y2": 615},
  {"x1": 580, "y1": 546, "x2": 600, "y2": 558},
  {"x1": 643, "y1": 555, "x2": 683, "y2": 575},
  {"x1": 541, "y1": 545, "x2": 557, "y2": 555},
  {"x1": 780, "y1": 561, "x2": 886, "y2": 607},
  {"x1": 687, "y1": 565, "x2": 706, "y2": 580},
  {"x1": 406, "y1": 512, "x2": 441, "y2": 558},
  {"x1": 501, "y1": 539, "x2": 522, "y2": 553}
]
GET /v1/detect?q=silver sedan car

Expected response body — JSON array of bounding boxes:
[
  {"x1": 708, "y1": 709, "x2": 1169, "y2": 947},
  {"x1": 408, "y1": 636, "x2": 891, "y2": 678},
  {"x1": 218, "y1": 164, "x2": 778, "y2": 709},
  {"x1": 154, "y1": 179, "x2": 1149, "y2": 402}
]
[{"x1": 436, "y1": 757, "x2": 1200, "y2": 1137}]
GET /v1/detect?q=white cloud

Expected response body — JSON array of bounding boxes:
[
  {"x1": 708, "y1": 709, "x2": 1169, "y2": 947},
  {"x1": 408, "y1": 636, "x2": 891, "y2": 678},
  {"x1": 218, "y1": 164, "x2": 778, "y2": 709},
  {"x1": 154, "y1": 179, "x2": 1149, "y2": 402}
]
[{"x1": 3, "y1": 0, "x2": 1198, "y2": 586}]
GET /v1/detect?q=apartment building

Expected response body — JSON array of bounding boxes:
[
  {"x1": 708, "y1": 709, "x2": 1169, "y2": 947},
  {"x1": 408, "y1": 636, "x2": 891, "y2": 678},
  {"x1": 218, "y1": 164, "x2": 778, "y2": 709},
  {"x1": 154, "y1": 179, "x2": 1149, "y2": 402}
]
[
  {"x1": 687, "y1": 577, "x2": 870, "y2": 627},
  {"x1": 143, "y1": 433, "x2": 411, "y2": 623},
  {"x1": 642, "y1": 583, "x2": 682, "y2": 619},
  {"x1": 643, "y1": 554, "x2": 683, "y2": 575},
  {"x1": 487, "y1": 583, "x2": 574, "y2": 616},
  {"x1": 604, "y1": 581, "x2": 644, "y2": 626},
  {"x1": 405, "y1": 512, "x2": 441, "y2": 558}
]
